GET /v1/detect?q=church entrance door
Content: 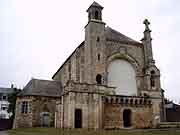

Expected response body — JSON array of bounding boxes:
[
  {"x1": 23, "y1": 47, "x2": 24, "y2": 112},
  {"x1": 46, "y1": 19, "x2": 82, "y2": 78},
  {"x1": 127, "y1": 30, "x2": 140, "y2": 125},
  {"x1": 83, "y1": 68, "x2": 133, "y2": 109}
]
[
  {"x1": 123, "y1": 109, "x2": 131, "y2": 128},
  {"x1": 75, "y1": 109, "x2": 82, "y2": 128}
]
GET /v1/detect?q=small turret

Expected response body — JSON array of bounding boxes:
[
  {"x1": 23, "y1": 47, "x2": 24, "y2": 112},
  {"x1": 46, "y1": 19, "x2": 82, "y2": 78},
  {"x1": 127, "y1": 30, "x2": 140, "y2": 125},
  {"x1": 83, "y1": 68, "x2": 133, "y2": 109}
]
[{"x1": 86, "y1": 1, "x2": 103, "y2": 22}]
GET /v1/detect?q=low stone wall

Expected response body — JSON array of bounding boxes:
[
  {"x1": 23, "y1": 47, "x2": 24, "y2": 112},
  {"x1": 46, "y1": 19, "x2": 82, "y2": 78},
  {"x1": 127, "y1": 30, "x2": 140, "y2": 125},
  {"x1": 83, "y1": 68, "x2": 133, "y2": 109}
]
[{"x1": 103, "y1": 96, "x2": 153, "y2": 129}]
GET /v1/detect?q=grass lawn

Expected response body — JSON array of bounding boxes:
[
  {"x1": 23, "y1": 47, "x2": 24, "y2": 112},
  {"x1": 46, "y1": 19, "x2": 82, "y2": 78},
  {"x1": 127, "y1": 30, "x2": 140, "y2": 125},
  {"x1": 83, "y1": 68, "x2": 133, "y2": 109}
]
[{"x1": 8, "y1": 128, "x2": 180, "y2": 135}]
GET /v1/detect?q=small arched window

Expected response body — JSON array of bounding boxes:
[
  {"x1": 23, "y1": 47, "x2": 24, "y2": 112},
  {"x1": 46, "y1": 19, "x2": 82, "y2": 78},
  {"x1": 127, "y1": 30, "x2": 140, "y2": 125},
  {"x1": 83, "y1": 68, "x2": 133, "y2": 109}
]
[
  {"x1": 97, "y1": 54, "x2": 100, "y2": 61},
  {"x1": 150, "y1": 70, "x2": 155, "y2": 87},
  {"x1": 96, "y1": 74, "x2": 102, "y2": 84},
  {"x1": 96, "y1": 37, "x2": 100, "y2": 42},
  {"x1": 95, "y1": 11, "x2": 99, "y2": 19}
]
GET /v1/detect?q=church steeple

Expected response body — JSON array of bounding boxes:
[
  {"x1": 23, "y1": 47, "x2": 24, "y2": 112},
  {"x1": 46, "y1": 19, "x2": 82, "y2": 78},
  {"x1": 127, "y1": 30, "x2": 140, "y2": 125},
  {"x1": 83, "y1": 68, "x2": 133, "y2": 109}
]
[
  {"x1": 141, "y1": 19, "x2": 155, "y2": 66},
  {"x1": 87, "y1": 1, "x2": 103, "y2": 22}
]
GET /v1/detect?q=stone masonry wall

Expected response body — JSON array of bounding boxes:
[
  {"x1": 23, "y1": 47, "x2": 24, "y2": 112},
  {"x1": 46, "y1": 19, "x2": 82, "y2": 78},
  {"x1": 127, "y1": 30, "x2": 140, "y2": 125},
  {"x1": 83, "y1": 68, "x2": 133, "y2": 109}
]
[
  {"x1": 52, "y1": 7, "x2": 162, "y2": 129},
  {"x1": 62, "y1": 92, "x2": 103, "y2": 129},
  {"x1": 31, "y1": 96, "x2": 59, "y2": 127},
  {"x1": 13, "y1": 96, "x2": 59, "y2": 128},
  {"x1": 104, "y1": 103, "x2": 153, "y2": 129},
  {"x1": 13, "y1": 96, "x2": 33, "y2": 128}
]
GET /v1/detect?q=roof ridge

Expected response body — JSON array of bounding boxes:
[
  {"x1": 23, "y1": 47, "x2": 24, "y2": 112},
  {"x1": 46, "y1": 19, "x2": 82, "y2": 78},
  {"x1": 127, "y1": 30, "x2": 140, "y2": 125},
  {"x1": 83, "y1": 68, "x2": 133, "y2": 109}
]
[
  {"x1": 91, "y1": 1, "x2": 103, "y2": 8},
  {"x1": 87, "y1": 1, "x2": 103, "y2": 12}
]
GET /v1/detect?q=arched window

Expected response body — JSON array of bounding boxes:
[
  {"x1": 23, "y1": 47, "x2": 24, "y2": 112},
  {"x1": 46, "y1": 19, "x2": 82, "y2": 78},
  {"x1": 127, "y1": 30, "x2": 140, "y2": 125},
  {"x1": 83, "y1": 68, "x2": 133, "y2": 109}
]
[
  {"x1": 96, "y1": 37, "x2": 100, "y2": 42},
  {"x1": 97, "y1": 54, "x2": 100, "y2": 61},
  {"x1": 95, "y1": 11, "x2": 99, "y2": 19},
  {"x1": 96, "y1": 74, "x2": 102, "y2": 84},
  {"x1": 107, "y1": 59, "x2": 137, "y2": 96},
  {"x1": 150, "y1": 70, "x2": 155, "y2": 87}
]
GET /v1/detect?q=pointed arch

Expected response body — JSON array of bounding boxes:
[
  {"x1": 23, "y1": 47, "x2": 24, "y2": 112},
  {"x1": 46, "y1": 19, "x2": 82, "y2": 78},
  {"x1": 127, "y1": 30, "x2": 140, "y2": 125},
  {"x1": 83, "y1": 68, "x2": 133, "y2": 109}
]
[
  {"x1": 107, "y1": 52, "x2": 140, "y2": 75},
  {"x1": 107, "y1": 53, "x2": 139, "y2": 96}
]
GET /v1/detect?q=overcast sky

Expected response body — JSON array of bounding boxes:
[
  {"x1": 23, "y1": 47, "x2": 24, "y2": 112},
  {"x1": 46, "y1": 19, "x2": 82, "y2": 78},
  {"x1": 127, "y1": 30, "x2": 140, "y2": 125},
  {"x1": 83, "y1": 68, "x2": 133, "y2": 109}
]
[{"x1": 0, "y1": 0, "x2": 180, "y2": 102}]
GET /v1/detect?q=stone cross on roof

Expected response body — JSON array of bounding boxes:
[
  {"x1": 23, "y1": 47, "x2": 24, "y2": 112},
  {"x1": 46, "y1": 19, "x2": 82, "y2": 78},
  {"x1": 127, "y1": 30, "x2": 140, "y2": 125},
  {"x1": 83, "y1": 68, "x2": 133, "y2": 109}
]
[{"x1": 143, "y1": 19, "x2": 151, "y2": 31}]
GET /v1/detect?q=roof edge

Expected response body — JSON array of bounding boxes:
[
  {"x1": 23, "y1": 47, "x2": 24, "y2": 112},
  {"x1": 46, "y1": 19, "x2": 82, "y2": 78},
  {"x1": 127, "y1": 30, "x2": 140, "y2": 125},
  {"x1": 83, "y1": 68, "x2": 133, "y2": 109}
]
[
  {"x1": 86, "y1": 1, "x2": 104, "y2": 12},
  {"x1": 52, "y1": 41, "x2": 85, "y2": 79}
]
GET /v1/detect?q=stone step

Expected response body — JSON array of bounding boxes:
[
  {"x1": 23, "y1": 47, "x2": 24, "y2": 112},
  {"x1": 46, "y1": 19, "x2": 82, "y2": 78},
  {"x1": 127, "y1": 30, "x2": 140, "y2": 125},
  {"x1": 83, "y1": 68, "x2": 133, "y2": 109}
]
[{"x1": 159, "y1": 122, "x2": 180, "y2": 128}]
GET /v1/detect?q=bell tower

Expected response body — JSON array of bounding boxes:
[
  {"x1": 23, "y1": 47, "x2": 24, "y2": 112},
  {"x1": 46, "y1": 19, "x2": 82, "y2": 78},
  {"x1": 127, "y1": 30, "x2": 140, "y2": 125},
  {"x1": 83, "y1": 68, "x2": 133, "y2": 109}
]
[
  {"x1": 87, "y1": 1, "x2": 103, "y2": 22},
  {"x1": 84, "y1": 2, "x2": 106, "y2": 84}
]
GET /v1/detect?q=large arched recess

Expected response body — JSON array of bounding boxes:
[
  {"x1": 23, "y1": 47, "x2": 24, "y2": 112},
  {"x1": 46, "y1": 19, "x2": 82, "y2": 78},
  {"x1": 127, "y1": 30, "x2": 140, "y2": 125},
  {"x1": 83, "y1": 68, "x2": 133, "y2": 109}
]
[{"x1": 107, "y1": 59, "x2": 137, "y2": 96}]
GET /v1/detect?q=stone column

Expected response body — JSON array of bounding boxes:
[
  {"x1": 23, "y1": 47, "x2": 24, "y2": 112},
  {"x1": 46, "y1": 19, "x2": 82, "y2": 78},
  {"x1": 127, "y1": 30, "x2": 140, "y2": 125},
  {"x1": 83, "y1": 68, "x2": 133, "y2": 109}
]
[
  {"x1": 68, "y1": 92, "x2": 75, "y2": 128},
  {"x1": 152, "y1": 99, "x2": 161, "y2": 128},
  {"x1": 98, "y1": 95, "x2": 103, "y2": 129}
]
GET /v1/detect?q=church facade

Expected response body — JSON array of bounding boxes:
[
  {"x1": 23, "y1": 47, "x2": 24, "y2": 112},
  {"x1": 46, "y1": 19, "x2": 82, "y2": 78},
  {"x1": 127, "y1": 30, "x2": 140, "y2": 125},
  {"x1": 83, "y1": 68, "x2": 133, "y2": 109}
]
[{"x1": 14, "y1": 2, "x2": 163, "y2": 129}]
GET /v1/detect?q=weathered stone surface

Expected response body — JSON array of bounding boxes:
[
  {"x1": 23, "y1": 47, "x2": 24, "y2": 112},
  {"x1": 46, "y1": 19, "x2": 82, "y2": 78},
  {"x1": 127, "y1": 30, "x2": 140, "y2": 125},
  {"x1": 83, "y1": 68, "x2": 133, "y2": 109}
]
[
  {"x1": 52, "y1": 2, "x2": 162, "y2": 129},
  {"x1": 13, "y1": 96, "x2": 59, "y2": 128},
  {"x1": 14, "y1": 2, "x2": 163, "y2": 130}
]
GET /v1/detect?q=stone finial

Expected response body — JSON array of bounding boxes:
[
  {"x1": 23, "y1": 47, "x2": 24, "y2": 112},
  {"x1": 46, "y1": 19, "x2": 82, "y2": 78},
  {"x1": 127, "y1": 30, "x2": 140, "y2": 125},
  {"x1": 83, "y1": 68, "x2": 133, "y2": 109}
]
[{"x1": 143, "y1": 19, "x2": 151, "y2": 31}]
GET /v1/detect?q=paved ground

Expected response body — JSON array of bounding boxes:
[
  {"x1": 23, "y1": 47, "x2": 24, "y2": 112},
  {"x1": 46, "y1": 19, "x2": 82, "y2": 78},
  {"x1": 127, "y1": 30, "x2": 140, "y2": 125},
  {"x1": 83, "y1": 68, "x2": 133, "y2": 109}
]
[
  {"x1": 0, "y1": 131, "x2": 8, "y2": 135},
  {"x1": 7, "y1": 128, "x2": 180, "y2": 135}
]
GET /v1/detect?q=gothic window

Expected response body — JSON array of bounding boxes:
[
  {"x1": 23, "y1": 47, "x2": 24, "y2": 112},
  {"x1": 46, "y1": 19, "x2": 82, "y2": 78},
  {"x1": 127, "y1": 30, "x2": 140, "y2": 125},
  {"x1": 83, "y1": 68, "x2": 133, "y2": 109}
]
[
  {"x1": 150, "y1": 70, "x2": 155, "y2": 87},
  {"x1": 21, "y1": 101, "x2": 28, "y2": 114},
  {"x1": 95, "y1": 11, "x2": 99, "y2": 19},
  {"x1": 96, "y1": 74, "x2": 102, "y2": 84}
]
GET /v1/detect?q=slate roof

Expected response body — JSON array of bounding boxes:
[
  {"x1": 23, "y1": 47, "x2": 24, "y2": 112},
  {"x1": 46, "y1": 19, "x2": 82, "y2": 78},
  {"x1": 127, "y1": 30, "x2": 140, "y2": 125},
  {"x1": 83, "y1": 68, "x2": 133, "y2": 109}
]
[
  {"x1": 91, "y1": 1, "x2": 103, "y2": 8},
  {"x1": 0, "y1": 87, "x2": 14, "y2": 94},
  {"x1": 18, "y1": 79, "x2": 63, "y2": 97},
  {"x1": 52, "y1": 26, "x2": 142, "y2": 78},
  {"x1": 87, "y1": 1, "x2": 103, "y2": 11},
  {"x1": 105, "y1": 26, "x2": 142, "y2": 45}
]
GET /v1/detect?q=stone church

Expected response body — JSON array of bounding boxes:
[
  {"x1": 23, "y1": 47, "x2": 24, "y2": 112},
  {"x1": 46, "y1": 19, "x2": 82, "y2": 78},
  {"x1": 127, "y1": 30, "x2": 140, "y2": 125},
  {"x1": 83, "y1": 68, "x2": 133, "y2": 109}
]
[{"x1": 13, "y1": 2, "x2": 164, "y2": 129}]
